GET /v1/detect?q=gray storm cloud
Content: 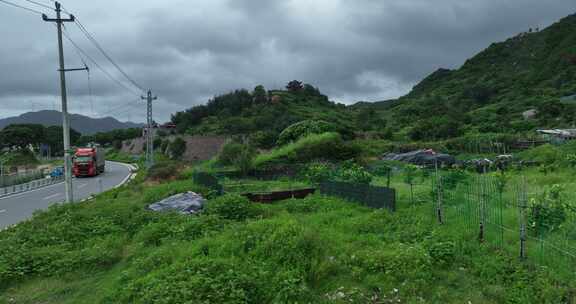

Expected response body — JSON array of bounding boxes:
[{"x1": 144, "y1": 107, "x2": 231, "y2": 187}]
[{"x1": 0, "y1": 0, "x2": 574, "y2": 122}]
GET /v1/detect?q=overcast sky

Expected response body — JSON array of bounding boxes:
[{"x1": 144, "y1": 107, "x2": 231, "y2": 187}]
[{"x1": 0, "y1": 0, "x2": 574, "y2": 123}]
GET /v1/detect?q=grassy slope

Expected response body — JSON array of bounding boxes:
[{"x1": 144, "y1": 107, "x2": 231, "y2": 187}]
[{"x1": 1, "y1": 164, "x2": 575, "y2": 303}]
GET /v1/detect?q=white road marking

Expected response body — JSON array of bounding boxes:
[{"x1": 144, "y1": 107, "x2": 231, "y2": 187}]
[
  {"x1": 0, "y1": 209, "x2": 6, "y2": 214},
  {"x1": 78, "y1": 183, "x2": 88, "y2": 189},
  {"x1": 43, "y1": 193, "x2": 62, "y2": 200},
  {"x1": 0, "y1": 161, "x2": 131, "y2": 203}
]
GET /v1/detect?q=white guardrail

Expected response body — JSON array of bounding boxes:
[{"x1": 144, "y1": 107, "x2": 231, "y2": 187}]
[{"x1": 0, "y1": 176, "x2": 64, "y2": 199}]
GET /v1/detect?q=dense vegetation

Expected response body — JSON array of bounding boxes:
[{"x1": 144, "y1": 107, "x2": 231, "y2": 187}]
[
  {"x1": 168, "y1": 14, "x2": 576, "y2": 145},
  {"x1": 0, "y1": 124, "x2": 80, "y2": 156},
  {"x1": 77, "y1": 128, "x2": 142, "y2": 149},
  {"x1": 5, "y1": 11, "x2": 576, "y2": 304},
  {"x1": 2, "y1": 162, "x2": 575, "y2": 303},
  {"x1": 170, "y1": 83, "x2": 360, "y2": 148},
  {"x1": 380, "y1": 13, "x2": 576, "y2": 140}
]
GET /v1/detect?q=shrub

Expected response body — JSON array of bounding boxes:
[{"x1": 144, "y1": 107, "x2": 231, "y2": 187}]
[
  {"x1": 518, "y1": 144, "x2": 563, "y2": 165},
  {"x1": 249, "y1": 220, "x2": 330, "y2": 284},
  {"x1": 408, "y1": 117, "x2": 462, "y2": 141},
  {"x1": 148, "y1": 161, "x2": 180, "y2": 181},
  {"x1": 529, "y1": 185, "x2": 567, "y2": 234},
  {"x1": 114, "y1": 258, "x2": 269, "y2": 303},
  {"x1": 303, "y1": 162, "x2": 333, "y2": 183},
  {"x1": 565, "y1": 153, "x2": 576, "y2": 167},
  {"x1": 134, "y1": 222, "x2": 172, "y2": 247},
  {"x1": 426, "y1": 241, "x2": 456, "y2": 266},
  {"x1": 204, "y1": 194, "x2": 260, "y2": 221},
  {"x1": 153, "y1": 138, "x2": 163, "y2": 151},
  {"x1": 234, "y1": 145, "x2": 256, "y2": 175},
  {"x1": 346, "y1": 244, "x2": 433, "y2": 295},
  {"x1": 277, "y1": 120, "x2": 336, "y2": 146},
  {"x1": 303, "y1": 161, "x2": 372, "y2": 184},
  {"x1": 160, "y1": 139, "x2": 170, "y2": 154},
  {"x1": 441, "y1": 169, "x2": 469, "y2": 190},
  {"x1": 218, "y1": 142, "x2": 245, "y2": 165},
  {"x1": 249, "y1": 131, "x2": 277, "y2": 149},
  {"x1": 334, "y1": 161, "x2": 373, "y2": 184},
  {"x1": 254, "y1": 133, "x2": 359, "y2": 167},
  {"x1": 169, "y1": 137, "x2": 187, "y2": 160},
  {"x1": 218, "y1": 142, "x2": 256, "y2": 174}
]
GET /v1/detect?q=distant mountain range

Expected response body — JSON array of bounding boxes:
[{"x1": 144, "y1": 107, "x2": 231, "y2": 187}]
[{"x1": 0, "y1": 110, "x2": 143, "y2": 135}]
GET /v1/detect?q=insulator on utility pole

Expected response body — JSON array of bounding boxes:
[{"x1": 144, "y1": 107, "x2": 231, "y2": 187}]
[{"x1": 141, "y1": 90, "x2": 157, "y2": 169}]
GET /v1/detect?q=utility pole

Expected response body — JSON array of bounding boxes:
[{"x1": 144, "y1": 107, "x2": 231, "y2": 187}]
[
  {"x1": 141, "y1": 90, "x2": 157, "y2": 168},
  {"x1": 43, "y1": 2, "x2": 76, "y2": 203}
]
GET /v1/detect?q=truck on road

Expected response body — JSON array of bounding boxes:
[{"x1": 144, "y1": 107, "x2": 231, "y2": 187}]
[{"x1": 73, "y1": 147, "x2": 105, "y2": 177}]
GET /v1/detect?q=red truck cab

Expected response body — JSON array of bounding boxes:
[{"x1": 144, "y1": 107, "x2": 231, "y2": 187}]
[{"x1": 73, "y1": 147, "x2": 105, "y2": 177}]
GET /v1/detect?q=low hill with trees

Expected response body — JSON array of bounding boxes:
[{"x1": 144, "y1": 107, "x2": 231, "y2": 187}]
[
  {"x1": 170, "y1": 81, "x2": 388, "y2": 148},
  {"x1": 169, "y1": 13, "x2": 576, "y2": 145}
]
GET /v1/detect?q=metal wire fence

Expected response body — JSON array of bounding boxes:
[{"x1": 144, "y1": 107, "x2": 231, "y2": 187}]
[
  {"x1": 432, "y1": 172, "x2": 576, "y2": 278},
  {"x1": 319, "y1": 181, "x2": 396, "y2": 211}
]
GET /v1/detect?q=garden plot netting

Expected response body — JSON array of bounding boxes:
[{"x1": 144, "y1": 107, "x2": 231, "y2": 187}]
[{"x1": 432, "y1": 172, "x2": 576, "y2": 279}]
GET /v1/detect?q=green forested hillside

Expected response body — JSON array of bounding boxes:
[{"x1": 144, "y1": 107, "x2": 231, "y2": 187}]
[
  {"x1": 382, "y1": 13, "x2": 576, "y2": 140},
  {"x1": 170, "y1": 13, "x2": 576, "y2": 144},
  {"x1": 170, "y1": 82, "x2": 386, "y2": 147}
]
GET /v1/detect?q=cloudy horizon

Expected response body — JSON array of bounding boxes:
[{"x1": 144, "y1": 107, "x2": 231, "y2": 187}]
[{"x1": 0, "y1": 0, "x2": 574, "y2": 123}]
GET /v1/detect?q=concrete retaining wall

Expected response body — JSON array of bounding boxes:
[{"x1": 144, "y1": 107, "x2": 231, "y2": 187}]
[{"x1": 121, "y1": 135, "x2": 229, "y2": 162}]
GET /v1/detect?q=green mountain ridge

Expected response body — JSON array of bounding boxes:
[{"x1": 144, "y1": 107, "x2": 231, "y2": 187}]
[
  {"x1": 381, "y1": 13, "x2": 576, "y2": 139},
  {"x1": 171, "y1": 13, "x2": 576, "y2": 143}
]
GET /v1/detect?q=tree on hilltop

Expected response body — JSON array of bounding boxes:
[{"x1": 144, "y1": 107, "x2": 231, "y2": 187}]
[{"x1": 253, "y1": 85, "x2": 268, "y2": 103}]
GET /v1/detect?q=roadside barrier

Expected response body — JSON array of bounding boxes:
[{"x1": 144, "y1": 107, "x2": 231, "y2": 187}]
[{"x1": 0, "y1": 176, "x2": 64, "y2": 198}]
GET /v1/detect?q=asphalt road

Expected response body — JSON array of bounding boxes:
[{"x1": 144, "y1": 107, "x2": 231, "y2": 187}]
[{"x1": 0, "y1": 161, "x2": 132, "y2": 229}]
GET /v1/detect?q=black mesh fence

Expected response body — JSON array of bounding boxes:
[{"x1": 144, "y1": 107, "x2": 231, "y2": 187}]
[{"x1": 319, "y1": 181, "x2": 396, "y2": 211}]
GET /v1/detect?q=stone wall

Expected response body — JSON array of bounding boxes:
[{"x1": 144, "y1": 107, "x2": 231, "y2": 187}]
[{"x1": 121, "y1": 135, "x2": 229, "y2": 162}]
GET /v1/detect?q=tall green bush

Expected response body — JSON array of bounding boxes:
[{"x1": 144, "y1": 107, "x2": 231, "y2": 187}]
[
  {"x1": 169, "y1": 137, "x2": 187, "y2": 160},
  {"x1": 254, "y1": 132, "x2": 359, "y2": 167},
  {"x1": 277, "y1": 120, "x2": 336, "y2": 146},
  {"x1": 204, "y1": 194, "x2": 261, "y2": 221}
]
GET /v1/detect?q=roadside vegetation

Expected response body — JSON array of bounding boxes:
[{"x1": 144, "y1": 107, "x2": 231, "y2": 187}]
[
  {"x1": 3, "y1": 136, "x2": 576, "y2": 303},
  {"x1": 4, "y1": 12, "x2": 576, "y2": 303}
]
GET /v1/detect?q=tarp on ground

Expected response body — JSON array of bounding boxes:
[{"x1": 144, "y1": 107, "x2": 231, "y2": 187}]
[
  {"x1": 148, "y1": 191, "x2": 206, "y2": 215},
  {"x1": 382, "y1": 149, "x2": 456, "y2": 166}
]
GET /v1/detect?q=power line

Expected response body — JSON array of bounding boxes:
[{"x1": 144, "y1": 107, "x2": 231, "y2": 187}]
[
  {"x1": 0, "y1": 0, "x2": 45, "y2": 15},
  {"x1": 60, "y1": 24, "x2": 146, "y2": 120},
  {"x1": 61, "y1": 25, "x2": 142, "y2": 96},
  {"x1": 74, "y1": 18, "x2": 145, "y2": 93},
  {"x1": 115, "y1": 105, "x2": 145, "y2": 118},
  {"x1": 22, "y1": 0, "x2": 53, "y2": 10},
  {"x1": 99, "y1": 98, "x2": 141, "y2": 117},
  {"x1": 53, "y1": 1, "x2": 147, "y2": 99}
]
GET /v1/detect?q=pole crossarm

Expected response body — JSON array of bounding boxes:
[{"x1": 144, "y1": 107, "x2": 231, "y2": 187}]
[
  {"x1": 42, "y1": 15, "x2": 74, "y2": 22},
  {"x1": 59, "y1": 67, "x2": 89, "y2": 72}
]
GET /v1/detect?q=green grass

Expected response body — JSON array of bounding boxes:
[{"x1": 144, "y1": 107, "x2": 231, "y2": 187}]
[
  {"x1": 253, "y1": 132, "x2": 344, "y2": 167},
  {"x1": 1, "y1": 162, "x2": 575, "y2": 302},
  {"x1": 221, "y1": 177, "x2": 311, "y2": 194}
]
